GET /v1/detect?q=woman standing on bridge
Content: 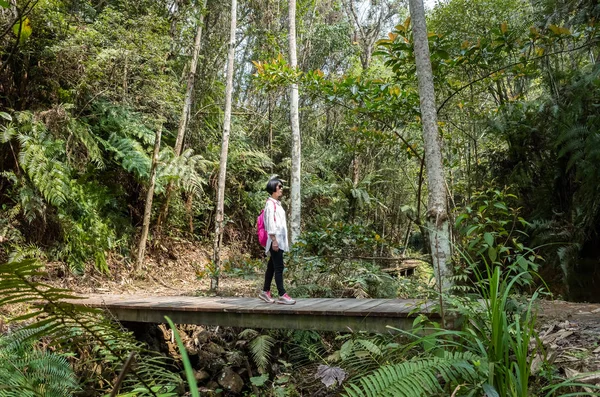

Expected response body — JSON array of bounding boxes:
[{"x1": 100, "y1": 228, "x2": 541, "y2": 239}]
[{"x1": 258, "y1": 178, "x2": 296, "y2": 305}]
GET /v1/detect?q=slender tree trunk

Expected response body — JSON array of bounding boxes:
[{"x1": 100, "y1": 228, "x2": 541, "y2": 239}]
[
  {"x1": 409, "y1": 0, "x2": 452, "y2": 291},
  {"x1": 158, "y1": 1, "x2": 208, "y2": 229},
  {"x1": 288, "y1": 0, "x2": 302, "y2": 243},
  {"x1": 211, "y1": 0, "x2": 237, "y2": 291},
  {"x1": 136, "y1": 124, "x2": 163, "y2": 270}
]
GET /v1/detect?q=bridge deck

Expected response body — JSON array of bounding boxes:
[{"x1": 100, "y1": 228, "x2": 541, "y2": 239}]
[{"x1": 72, "y1": 294, "x2": 439, "y2": 333}]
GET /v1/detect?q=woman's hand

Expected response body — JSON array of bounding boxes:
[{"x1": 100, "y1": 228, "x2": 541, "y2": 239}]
[{"x1": 272, "y1": 240, "x2": 279, "y2": 252}]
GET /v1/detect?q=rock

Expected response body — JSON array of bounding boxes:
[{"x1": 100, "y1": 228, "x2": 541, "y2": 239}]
[
  {"x1": 194, "y1": 369, "x2": 210, "y2": 382},
  {"x1": 195, "y1": 329, "x2": 210, "y2": 345},
  {"x1": 226, "y1": 351, "x2": 245, "y2": 367},
  {"x1": 206, "y1": 342, "x2": 226, "y2": 355},
  {"x1": 206, "y1": 381, "x2": 220, "y2": 390},
  {"x1": 218, "y1": 367, "x2": 244, "y2": 394},
  {"x1": 207, "y1": 356, "x2": 227, "y2": 374}
]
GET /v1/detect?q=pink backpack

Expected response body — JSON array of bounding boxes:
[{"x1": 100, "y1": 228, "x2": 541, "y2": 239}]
[{"x1": 257, "y1": 200, "x2": 276, "y2": 247}]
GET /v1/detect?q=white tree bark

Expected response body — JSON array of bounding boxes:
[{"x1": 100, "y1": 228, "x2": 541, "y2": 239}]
[
  {"x1": 159, "y1": 1, "x2": 207, "y2": 228},
  {"x1": 175, "y1": 0, "x2": 207, "y2": 156},
  {"x1": 288, "y1": 0, "x2": 302, "y2": 243},
  {"x1": 211, "y1": 0, "x2": 237, "y2": 291},
  {"x1": 136, "y1": 124, "x2": 162, "y2": 270},
  {"x1": 408, "y1": 0, "x2": 453, "y2": 291}
]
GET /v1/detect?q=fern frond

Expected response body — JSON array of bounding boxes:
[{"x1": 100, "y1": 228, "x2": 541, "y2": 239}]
[
  {"x1": 101, "y1": 133, "x2": 151, "y2": 178},
  {"x1": 17, "y1": 127, "x2": 71, "y2": 207},
  {"x1": 67, "y1": 119, "x2": 105, "y2": 168},
  {"x1": 249, "y1": 334, "x2": 275, "y2": 373},
  {"x1": 0, "y1": 328, "x2": 79, "y2": 397},
  {"x1": 343, "y1": 351, "x2": 482, "y2": 397},
  {"x1": 238, "y1": 328, "x2": 259, "y2": 340},
  {"x1": 156, "y1": 147, "x2": 210, "y2": 195},
  {"x1": 0, "y1": 260, "x2": 182, "y2": 395},
  {"x1": 0, "y1": 123, "x2": 16, "y2": 143}
]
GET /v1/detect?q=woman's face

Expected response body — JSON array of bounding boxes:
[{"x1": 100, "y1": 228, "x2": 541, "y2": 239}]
[{"x1": 274, "y1": 183, "x2": 283, "y2": 199}]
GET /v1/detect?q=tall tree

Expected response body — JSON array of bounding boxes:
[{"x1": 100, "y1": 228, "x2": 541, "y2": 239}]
[
  {"x1": 211, "y1": 0, "x2": 237, "y2": 291},
  {"x1": 158, "y1": 0, "x2": 208, "y2": 229},
  {"x1": 288, "y1": 0, "x2": 302, "y2": 243},
  {"x1": 342, "y1": 0, "x2": 400, "y2": 70},
  {"x1": 408, "y1": 0, "x2": 452, "y2": 291}
]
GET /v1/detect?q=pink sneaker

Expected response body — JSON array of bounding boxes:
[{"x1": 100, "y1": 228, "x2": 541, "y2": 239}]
[
  {"x1": 277, "y1": 293, "x2": 296, "y2": 305},
  {"x1": 258, "y1": 291, "x2": 275, "y2": 303}
]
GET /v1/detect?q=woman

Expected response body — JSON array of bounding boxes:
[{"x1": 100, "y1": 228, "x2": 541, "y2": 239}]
[{"x1": 258, "y1": 178, "x2": 296, "y2": 305}]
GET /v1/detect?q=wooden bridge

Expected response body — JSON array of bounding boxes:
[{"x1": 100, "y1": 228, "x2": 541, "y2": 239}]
[{"x1": 72, "y1": 295, "x2": 440, "y2": 333}]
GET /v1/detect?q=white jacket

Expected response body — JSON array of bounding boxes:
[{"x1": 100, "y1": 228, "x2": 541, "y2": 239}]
[{"x1": 263, "y1": 197, "x2": 289, "y2": 253}]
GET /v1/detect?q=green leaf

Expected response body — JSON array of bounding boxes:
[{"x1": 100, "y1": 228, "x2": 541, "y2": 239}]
[
  {"x1": 493, "y1": 202, "x2": 508, "y2": 211},
  {"x1": 0, "y1": 0, "x2": 9, "y2": 8},
  {"x1": 12, "y1": 17, "x2": 32, "y2": 43},
  {"x1": 250, "y1": 374, "x2": 269, "y2": 387},
  {"x1": 455, "y1": 213, "x2": 468, "y2": 227},
  {"x1": 0, "y1": 111, "x2": 11, "y2": 121},
  {"x1": 164, "y1": 316, "x2": 199, "y2": 397},
  {"x1": 488, "y1": 247, "x2": 497, "y2": 263},
  {"x1": 466, "y1": 225, "x2": 479, "y2": 236},
  {"x1": 484, "y1": 232, "x2": 494, "y2": 247}
]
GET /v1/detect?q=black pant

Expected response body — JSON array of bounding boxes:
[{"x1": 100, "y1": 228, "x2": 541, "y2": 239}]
[{"x1": 263, "y1": 247, "x2": 285, "y2": 296}]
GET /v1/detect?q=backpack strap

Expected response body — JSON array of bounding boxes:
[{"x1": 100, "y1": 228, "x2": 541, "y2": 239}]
[{"x1": 266, "y1": 198, "x2": 277, "y2": 222}]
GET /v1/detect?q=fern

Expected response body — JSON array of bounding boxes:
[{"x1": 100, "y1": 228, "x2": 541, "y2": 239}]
[
  {"x1": 343, "y1": 351, "x2": 482, "y2": 397},
  {"x1": 249, "y1": 333, "x2": 276, "y2": 373},
  {"x1": 17, "y1": 127, "x2": 71, "y2": 207},
  {"x1": 0, "y1": 260, "x2": 182, "y2": 395},
  {"x1": 66, "y1": 118, "x2": 105, "y2": 169},
  {"x1": 0, "y1": 328, "x2": 79, "y2": 397},
  {"x1": 100, "y1": 132, "x2": 151, "y2": 178},
  {"x1": 155, "y1": 147, "x2": 210, "y2": 195}
]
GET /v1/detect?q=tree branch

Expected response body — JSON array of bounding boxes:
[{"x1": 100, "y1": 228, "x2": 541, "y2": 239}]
[{"x1": 437, "y1": 38, "x2": 600, "y2": 114}]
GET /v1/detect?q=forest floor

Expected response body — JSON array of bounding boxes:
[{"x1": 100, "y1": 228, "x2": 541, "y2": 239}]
[{"x1": 41, "y1": 239, "x2": 600, "y2": 383}]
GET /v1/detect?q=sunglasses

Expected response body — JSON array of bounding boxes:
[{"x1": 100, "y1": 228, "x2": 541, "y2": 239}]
[{"x1": 277, "y1": 185, "x2": 284, "y2": 190}]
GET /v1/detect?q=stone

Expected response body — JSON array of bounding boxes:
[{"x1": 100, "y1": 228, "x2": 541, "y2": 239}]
[
  {"x1": 226, "y1": 351, "x2": 245, "y2": 367},
  {"x1": 206, "y1": 341, "x2": 226, "y2": 355},
  {"x1": 194, "y1": 369, "x2": 210, "y2": 382},
  {"x1": 218, "y1": 367, "x2": 244, "y2": 394}
]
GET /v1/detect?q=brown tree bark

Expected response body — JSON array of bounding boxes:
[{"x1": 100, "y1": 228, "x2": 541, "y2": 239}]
[{"x1": 135, "y1": 124, "x2": 163, "y2": 270}]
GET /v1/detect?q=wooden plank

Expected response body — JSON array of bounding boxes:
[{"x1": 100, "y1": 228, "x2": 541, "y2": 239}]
[
  {"x1": 69, "y1": 295, "x2": 440, "y2": 333},
  {"x1": 75, "y1": 295, "x2": 438, "y2": 317},
  {"x1": 96, "y1": 305, "x2": 417, "y2": 333},
  {"x1": 339, "y1": 299, "x2": 390, "y2": 314}
]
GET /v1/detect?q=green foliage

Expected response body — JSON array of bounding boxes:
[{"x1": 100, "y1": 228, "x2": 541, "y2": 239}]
[
  {"x1": 15, "y1": 112, "x2": 71, "y2": 207},
  {"x1": 3, "y1": 111, "x2": 130, "y2": 272},
  {"x1": 454, "y1": 188, "x2": 540, "y2": 286},
  {"x1": 287, "y1": 222, "x2": 399, "y2": 298},
  {"x1": 293, "y1": 222, "x2": 389, "y2": 258},
  {"x1": 0, "y1": 260, "x2": 183, "y2": 395},
  {"x1": 164, "y1": 317, "x2": 199, "y2": 397},
  {"x1": 338, "y1": 258, "x2": 547, "y2": 397},
  {"x1": 0, "y1": 328, "x2": 79, "y2": 397},
  {"x1": 343, "y1": 351, "x2": 482, "y2": 397},
  {"x1": 249, "y1": 333, "x2": 276, "y2": 374}
]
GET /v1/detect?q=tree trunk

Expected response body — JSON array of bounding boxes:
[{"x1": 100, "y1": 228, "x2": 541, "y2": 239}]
[
  {"x1": 158, "y1": 1, "x2": 208, "y2": 229},
  {"x1": 408, "y1": 0, "x2": 452, "y2": 291},
  {"x1": 211, "y1": 0, "x2": 237, "y2": 291},
  {"x1": 288, "y1": 0, "x2": 302, "y2": 243},
  {"x1": 135, "y1": 124, "x2": 163, "y2": 270}
]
